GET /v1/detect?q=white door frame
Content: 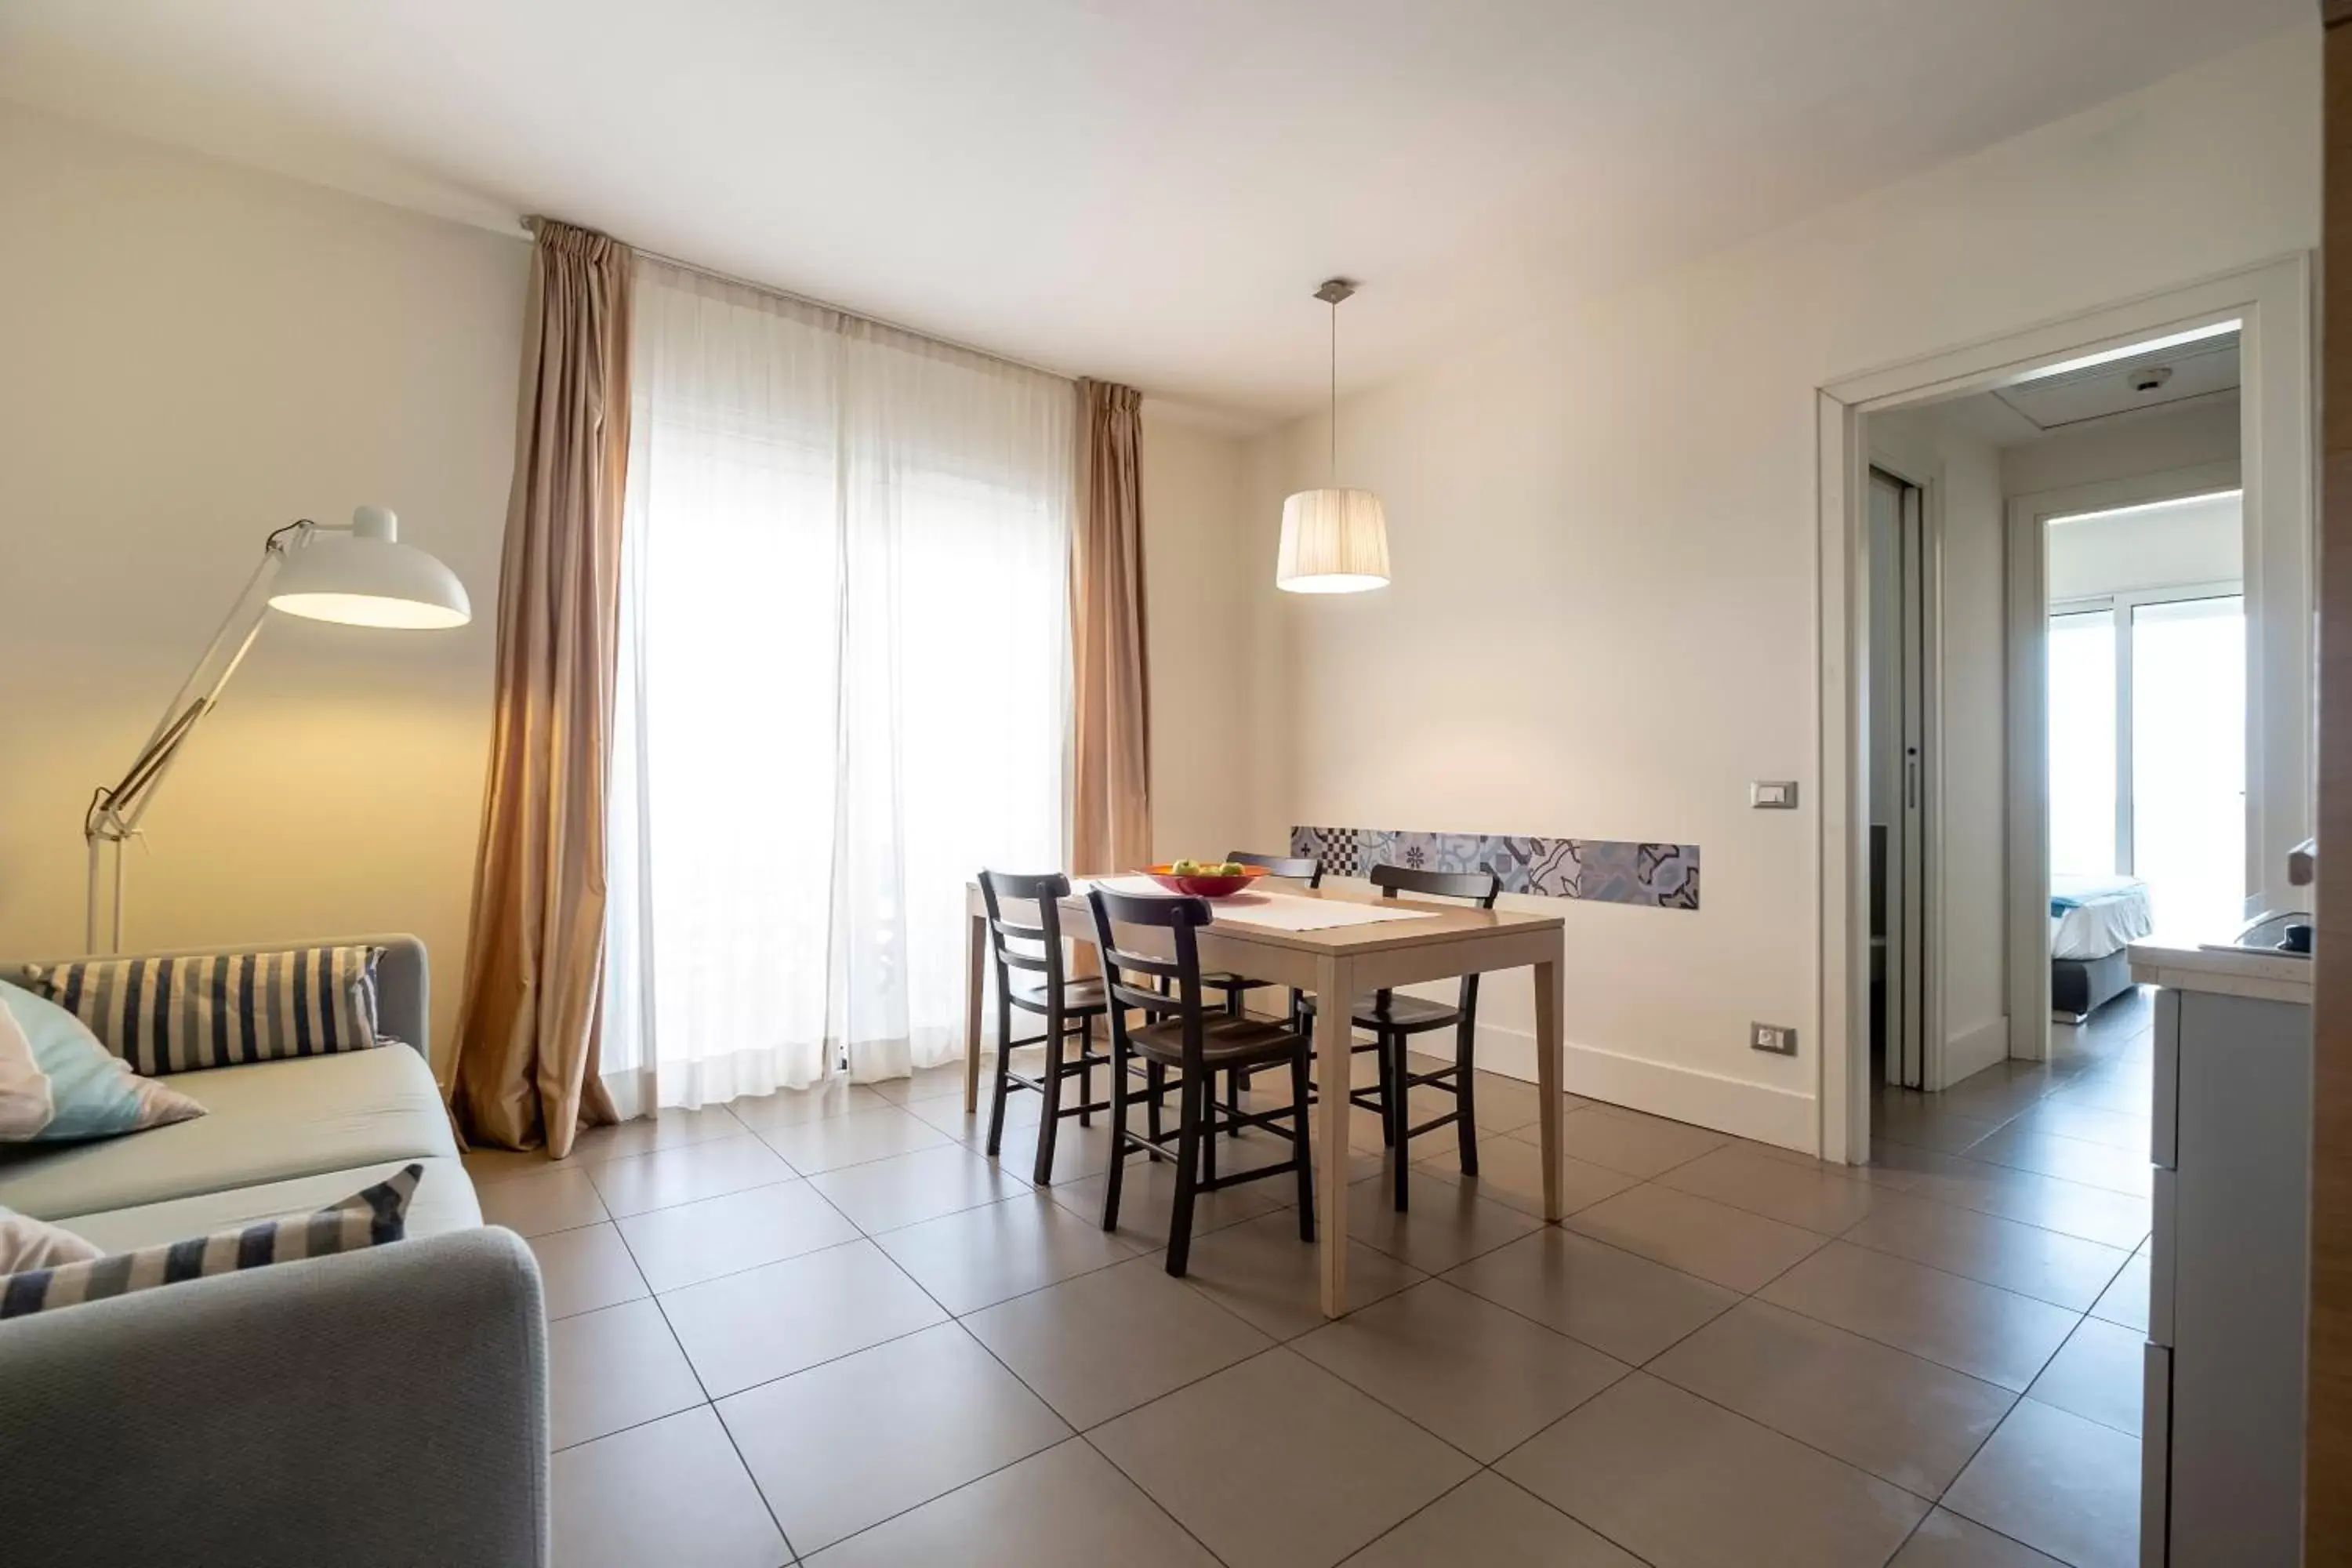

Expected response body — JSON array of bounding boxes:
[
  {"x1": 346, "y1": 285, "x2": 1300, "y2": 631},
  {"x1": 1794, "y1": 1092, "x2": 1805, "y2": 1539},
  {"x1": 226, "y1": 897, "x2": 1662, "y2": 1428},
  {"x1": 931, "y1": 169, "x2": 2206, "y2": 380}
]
[
  {"x1": 1816, "y1": 254, "x2": 2310, "y2": 1165},
  {"x1": 2005, "y1": 472, "x2": 2244, "y2": 1058}
]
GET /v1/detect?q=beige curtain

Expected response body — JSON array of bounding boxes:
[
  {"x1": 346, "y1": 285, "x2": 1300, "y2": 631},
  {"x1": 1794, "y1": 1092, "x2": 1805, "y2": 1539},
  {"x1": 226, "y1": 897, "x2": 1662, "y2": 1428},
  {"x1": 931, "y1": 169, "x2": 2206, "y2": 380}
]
[
  {"x1": 1071, "y1": 379, "x2": 1152, "y2": 875},
  {"x1": 451, "y1": 221, "x2": 633, "y2": 1156}
]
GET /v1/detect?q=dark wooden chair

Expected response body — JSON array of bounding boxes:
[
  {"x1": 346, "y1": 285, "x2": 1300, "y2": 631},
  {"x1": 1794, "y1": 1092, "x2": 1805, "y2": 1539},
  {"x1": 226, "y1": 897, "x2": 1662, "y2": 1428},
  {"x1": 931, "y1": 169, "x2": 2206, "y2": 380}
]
[
  {"x1": 1156, "y1": 851, "x2": 1325, "y2": 1145},
  {"x1": 1297, "y1": 863, "x2": 1501, "y2": 1211},
  {"x1": 1087, "y1": 884, "x2": 1315, "y2": 1276},
  {"x1": 978, "y1": 869, "x2": 1112, "y2": 1185}
]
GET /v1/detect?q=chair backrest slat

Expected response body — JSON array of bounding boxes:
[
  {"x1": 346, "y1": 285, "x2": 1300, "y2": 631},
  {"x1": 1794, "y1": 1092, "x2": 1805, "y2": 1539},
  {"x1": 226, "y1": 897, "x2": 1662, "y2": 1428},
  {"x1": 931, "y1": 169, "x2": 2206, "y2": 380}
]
[
  {"x1": 1086, "y1": 887, "x2": 1212, "y2": 1063},
  {"x1": 1370, "y1": 863, "x2": 1500, "y2": 907},
  {"x1": 1228, "y1": 851, "x2": 1323, "y2": 887},
  {"x1": 978, "y1": 869, "x2": 1072, "y2": 997}
]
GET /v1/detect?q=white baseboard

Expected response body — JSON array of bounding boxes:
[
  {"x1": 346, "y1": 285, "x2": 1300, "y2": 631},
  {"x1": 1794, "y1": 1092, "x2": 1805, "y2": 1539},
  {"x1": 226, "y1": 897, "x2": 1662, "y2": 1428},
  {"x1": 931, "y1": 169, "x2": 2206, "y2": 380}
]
[
  {"x1": 1470, "y1": 1021, "x2": 1819, "y2": 1156},
  {"x1": 1943, "y1": 1015, "x2": 2009, "y2": 1087},
  {"x1": 1003, "y1": 992, "x2": 1824, "y2": 1157}
]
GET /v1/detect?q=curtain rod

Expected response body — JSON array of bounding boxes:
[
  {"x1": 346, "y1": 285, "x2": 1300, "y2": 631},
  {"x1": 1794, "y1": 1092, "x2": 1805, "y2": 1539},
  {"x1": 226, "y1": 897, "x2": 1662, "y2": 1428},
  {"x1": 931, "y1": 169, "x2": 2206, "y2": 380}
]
[{"x1": 521, "y1": 216, "x2": 1076, "y2": 387}]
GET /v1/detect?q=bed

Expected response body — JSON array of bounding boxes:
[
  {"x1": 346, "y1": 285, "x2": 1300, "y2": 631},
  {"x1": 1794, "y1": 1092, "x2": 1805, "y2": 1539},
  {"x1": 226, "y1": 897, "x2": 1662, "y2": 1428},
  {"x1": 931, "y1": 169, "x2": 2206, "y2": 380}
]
[{"x1": 2050, "y1": 873, "x2": 2155, "y2": 1022}]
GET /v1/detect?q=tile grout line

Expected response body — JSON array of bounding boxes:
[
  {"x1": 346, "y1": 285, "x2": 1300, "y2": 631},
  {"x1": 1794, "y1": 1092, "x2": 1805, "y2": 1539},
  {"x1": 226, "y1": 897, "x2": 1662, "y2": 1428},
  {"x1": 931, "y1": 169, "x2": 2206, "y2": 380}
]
[
  {"x1": 797, "y1": 1103, "x2": 1260, "y2": 1563},
  {"x1": 2018, "y1": 1316, "x2": 2147, "y2": 1443},
  {"x1": 630, "y1": 1167, "x2": 994, "y2": 1563},
  {"x1": 1725, "y1": 1265, "x2": 2087, "y2": 1403},
  {"x1": 1465, "y1": 1220, "x2": 1981, "y2": 1539},
  {"x1": 1832, "y1": 1218, "x2": 2136, "y2": 1318},
  {"x1": 1478, "y1": 1465, "x2": 1667, "y2": 1568},
  {"x1": 1847, "y1": 1145, "x2": 2153, "y2": 1253},
  {"x1": 1465, "y1": 1163, "x2": 2067, "y2": 1520},
  {"x1": 1073, "y1": 1427, "x2": 1240, "y2": 1568},
  {"x1": 591, "y1": 1208, "x2": 804, "y2": 1565},
  {"x1": 1321, "y1": 1471, "x2": 1491, "y2": 1566},
  {"x1": 793, "y1": 1169, "x2": 1241, "y2": 1568}
]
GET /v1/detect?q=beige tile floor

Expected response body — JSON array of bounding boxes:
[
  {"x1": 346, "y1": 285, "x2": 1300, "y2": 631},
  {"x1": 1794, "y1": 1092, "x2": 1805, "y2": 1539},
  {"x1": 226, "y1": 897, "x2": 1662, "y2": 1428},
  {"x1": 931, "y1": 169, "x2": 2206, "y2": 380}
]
[{"x1": 467, "y1": 993, "x2": 2154, "y2": 1568}]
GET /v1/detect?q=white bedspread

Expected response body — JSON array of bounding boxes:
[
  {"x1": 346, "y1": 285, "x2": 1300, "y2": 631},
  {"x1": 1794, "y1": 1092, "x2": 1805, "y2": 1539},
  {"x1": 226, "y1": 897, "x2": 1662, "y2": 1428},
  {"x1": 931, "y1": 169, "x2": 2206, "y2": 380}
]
[{"x1": 2050, "y1": 874, "x2": 2155, "y2": 961}]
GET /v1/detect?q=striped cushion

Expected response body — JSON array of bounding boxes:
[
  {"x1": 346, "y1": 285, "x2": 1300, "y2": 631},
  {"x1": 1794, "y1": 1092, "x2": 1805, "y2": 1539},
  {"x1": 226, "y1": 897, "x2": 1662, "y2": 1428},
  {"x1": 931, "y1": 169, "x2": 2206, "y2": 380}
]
[
  {"x1": 0, "y1": 1163, "x2": 421, "y2": 1319},
  {"x1": 24, "y1": 946, "x2": 386, "y2": 1076}
]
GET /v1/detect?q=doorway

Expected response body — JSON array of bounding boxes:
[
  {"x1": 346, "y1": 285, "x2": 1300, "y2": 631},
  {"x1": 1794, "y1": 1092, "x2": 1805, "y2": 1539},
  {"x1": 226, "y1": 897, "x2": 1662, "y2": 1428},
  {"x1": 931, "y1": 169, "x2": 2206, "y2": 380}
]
[
  {"x1": 2046, "y1": 494, "x2": 2247, "y2": 935},
  {"x1": 1817, "y1": 255, "x2": 2311, "y2": 1167},
  {"x1": 1861, "y1": 332, "x2": 2243, "y2": 1145},
  {"x1": 2010, "y1": 466, "x2": 2247, "y2": 1049}
]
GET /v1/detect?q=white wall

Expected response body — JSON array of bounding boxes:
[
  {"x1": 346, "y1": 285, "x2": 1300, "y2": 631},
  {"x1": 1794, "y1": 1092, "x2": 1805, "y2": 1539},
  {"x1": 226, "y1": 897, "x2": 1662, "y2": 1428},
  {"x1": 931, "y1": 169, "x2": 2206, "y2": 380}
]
[
  {"x1": 1247, "y1": 26, "x2": 2318, "y2": 1150},
  {"x1": 2048, "y1": 491, "x2": 2244, "y2": 601},
  {"x1": 0, "y1": 103, "x2": 526, "y2": 1073},
  {"x1": 1141, "y1": 401, "x2": 1269, "y2": 862},
  {"x1": 1868, "y1": 409, "x2": 2010, "y2": 1088}
]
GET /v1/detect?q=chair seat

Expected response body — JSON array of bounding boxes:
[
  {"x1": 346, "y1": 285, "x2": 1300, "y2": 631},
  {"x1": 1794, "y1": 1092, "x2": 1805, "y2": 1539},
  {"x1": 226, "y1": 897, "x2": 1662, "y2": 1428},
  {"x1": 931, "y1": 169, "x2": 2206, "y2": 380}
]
[
  {"x1": 1297, "y1": 992, "x2": 1463, "y2": 1033},
  {"x1": 1010, "y1": 975, "x2": 1110, "y2": 1014},
  {"x1": 1128, "y1": 1014, "x2": 1308, "y2": 1069}
]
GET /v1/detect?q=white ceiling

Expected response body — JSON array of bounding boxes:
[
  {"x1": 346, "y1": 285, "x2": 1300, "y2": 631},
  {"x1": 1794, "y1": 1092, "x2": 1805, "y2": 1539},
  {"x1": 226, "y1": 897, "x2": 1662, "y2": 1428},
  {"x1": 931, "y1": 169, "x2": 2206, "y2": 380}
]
[
  {"x1": 1929, "y1": 330, "x2": 2243, "y2": 448},
  {"x1": 0, "y1": 0, "x2": 2301, "y2": 419}
]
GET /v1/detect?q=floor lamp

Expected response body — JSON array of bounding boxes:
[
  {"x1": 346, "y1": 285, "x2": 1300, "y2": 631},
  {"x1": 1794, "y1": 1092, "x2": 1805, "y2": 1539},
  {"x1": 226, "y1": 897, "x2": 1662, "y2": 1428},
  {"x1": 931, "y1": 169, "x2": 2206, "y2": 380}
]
[{"x1": 83, "y1": 505, "x2": 471, "y2": 953}]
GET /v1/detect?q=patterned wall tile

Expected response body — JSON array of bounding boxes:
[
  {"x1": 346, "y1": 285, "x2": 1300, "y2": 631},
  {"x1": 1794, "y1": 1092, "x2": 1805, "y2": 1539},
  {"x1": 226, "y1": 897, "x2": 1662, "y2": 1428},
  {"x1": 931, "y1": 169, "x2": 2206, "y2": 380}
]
[{"x1": 1290, "y1": 825, "x2": 1699, "y2": 911}]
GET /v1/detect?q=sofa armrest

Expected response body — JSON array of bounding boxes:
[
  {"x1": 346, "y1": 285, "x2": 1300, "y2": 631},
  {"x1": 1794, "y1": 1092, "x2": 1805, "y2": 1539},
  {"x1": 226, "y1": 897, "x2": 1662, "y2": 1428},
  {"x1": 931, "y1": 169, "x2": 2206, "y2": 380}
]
[{"x1": 0, "y1": 1228, "x2": 546, "y2": 1568}]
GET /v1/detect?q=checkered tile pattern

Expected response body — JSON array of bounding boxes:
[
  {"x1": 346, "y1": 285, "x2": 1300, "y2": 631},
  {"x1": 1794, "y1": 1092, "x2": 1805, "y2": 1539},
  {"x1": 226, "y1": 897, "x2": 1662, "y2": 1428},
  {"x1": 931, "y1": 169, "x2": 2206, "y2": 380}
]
[{"x1": 1291, "y1": 826, "x2": 1700, "y2": 909}]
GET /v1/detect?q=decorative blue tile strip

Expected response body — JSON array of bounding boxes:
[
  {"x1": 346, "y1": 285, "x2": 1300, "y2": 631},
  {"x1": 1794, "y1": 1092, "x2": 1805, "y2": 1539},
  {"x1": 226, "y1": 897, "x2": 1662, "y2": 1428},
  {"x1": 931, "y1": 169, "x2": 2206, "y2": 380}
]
[{"x1": 1289, "y1": 826, "x2": 1700, "y2": 911}]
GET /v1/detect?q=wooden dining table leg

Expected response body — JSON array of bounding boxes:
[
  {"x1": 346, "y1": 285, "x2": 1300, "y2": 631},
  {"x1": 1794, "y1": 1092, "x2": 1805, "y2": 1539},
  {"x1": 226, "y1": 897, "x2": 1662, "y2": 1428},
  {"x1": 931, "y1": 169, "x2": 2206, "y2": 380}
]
[
  {"x1": 1314, "y1": 952, "x2": 1355, "y2": 1318},
  {"x1": 1534, "y1": 939, "x2": 1565, "y2": 1221},
  {"x1": 964, "y1": 909, "x2": 987, "y2": 1114}
]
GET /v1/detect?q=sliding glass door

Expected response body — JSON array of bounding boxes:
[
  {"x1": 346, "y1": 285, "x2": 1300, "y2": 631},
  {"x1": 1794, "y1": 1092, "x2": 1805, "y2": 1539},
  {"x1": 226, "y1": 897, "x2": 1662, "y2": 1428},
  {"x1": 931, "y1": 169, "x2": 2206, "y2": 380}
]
[
  {"x1": 2045, "y1": 587, "x2": 2245, "y2": 932},
  {"x1": 2129, "y1": 595, "x2": 2245, "y2": 932},
  {"x1": 2047, "y1": 608, "x2": 2118, "y2": 878}
]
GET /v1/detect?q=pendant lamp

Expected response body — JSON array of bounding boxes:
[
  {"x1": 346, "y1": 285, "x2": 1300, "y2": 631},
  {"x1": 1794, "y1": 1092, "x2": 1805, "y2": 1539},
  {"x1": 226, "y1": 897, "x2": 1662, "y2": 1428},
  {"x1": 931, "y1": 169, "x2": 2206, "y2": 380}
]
[{"x1": 1276, "y1": 279, "x2": 1391, "y2": 593}]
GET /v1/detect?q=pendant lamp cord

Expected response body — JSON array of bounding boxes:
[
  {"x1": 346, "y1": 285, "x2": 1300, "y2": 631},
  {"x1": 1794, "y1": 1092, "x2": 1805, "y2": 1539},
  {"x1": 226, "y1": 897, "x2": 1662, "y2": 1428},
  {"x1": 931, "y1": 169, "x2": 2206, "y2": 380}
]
[{"x1": 1328, "y1": 296, "x2": 1338, "y2": 483}]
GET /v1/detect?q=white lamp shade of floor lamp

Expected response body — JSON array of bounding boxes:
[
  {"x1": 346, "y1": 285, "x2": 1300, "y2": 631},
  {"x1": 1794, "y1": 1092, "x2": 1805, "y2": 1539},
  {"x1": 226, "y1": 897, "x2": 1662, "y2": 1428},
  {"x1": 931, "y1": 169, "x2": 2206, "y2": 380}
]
[
  {"x1": 267, "y1": 505, "x2": 472, "y2": 628},
  {"x1": 1276, "y1": 487, "x2": 1391, "y2": 593}
]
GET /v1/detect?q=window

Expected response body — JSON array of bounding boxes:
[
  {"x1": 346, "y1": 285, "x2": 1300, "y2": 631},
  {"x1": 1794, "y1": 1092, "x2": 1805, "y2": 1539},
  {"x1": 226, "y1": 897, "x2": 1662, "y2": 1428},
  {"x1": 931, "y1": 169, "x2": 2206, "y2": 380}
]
[
  {"x1": 2046, "y1": 608, "x2": 2118, "y2": 879},
  {"x1": 601, "y1": 261, "x2": 1074, "y2": 1112},
  {"x1": 2047, "y1": 586, "x2": 2245, "y2": 932}
]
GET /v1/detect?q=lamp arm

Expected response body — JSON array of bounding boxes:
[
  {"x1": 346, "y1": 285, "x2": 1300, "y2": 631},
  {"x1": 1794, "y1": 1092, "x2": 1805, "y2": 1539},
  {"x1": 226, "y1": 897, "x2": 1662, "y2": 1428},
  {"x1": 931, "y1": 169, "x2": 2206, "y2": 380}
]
[
  {"x1": 82, "y1": 522, "x2": 318, "y2": 949},
  {"x1": 89, "y1": 524, "x2": 315, "y2": 838}
]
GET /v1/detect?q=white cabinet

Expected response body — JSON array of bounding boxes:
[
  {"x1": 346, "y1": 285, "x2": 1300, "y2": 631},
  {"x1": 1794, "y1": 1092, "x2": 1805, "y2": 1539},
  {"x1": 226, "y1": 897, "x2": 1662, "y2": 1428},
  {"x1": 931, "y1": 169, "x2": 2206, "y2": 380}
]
[{"x1": 2141, "y1": 984, "x2": 2311, "y2": 1566}]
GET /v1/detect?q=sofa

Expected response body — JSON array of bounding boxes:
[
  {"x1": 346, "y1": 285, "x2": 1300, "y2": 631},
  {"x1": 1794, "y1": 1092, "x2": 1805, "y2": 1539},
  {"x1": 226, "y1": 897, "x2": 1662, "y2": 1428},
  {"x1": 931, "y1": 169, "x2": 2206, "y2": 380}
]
[{"x1": 0, "y1": 935, "x2": 548, "y2": 1568}]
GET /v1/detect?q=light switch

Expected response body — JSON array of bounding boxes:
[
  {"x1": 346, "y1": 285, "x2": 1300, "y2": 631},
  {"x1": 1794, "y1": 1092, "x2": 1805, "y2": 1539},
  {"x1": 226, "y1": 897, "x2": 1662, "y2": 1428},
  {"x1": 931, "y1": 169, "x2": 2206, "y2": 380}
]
[{"x1": 1750, "y1": 781, "x2": 1798, "y2": 809}]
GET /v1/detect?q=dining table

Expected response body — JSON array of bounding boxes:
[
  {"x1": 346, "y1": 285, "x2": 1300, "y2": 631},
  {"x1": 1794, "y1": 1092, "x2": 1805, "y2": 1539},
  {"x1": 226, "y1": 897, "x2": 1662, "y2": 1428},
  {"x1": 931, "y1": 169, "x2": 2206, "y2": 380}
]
[{"x1": 962, "y1": 875, "x2": 1567, "y2": 1318}]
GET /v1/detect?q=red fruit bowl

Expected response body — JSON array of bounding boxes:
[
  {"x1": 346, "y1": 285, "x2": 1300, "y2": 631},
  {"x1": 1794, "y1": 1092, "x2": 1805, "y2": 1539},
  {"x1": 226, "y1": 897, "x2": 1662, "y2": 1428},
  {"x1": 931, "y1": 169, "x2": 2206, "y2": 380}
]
[{"x1": 1143, "y1": 864, "x2": 1269, "y2": 898}]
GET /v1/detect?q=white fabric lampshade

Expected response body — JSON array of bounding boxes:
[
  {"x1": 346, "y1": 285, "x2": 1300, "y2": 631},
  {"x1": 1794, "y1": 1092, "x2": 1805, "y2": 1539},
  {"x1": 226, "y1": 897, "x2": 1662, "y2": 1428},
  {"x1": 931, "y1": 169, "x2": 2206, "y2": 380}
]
[
  {"x1": 268, "y1": 506, "x2": 471, "y2": 629},
  {"x1": 1276, "y1": 487, "x2": 1391, "y2": 593}
]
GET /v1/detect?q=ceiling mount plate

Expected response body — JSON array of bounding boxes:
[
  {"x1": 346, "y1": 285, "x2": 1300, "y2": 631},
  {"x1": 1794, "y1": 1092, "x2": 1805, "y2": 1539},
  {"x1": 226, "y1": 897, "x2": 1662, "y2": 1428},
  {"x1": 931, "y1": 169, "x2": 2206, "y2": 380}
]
[{"x1": 1314, "y1": 278, "x2": 1358, "y2": 305}]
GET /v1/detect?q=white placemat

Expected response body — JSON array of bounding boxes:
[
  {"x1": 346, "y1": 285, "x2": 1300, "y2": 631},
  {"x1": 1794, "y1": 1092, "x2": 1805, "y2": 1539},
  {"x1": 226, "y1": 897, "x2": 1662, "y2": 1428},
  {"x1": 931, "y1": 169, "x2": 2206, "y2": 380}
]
[{"x1": 1083, "y1": 878, "x2": 1437, "y2": 932}]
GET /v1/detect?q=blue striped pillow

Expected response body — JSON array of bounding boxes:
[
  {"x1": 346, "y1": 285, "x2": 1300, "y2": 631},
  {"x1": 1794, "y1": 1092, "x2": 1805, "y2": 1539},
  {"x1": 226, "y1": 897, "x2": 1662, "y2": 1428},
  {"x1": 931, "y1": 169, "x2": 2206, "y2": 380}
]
[
  {"x1": 0, "y1": 1163, "x2": 422, "y2": 1319},
  {"x1": 24, "y1": 946, "x2": 387, "y2": 1076}
]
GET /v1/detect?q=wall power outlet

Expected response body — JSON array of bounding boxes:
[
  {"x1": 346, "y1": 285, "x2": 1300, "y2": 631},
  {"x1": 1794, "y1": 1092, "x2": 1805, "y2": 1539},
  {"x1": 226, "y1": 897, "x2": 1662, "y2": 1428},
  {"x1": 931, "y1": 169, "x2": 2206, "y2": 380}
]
[{"x1": 1750, "y1": 1022, "x2": 1797, "y2": 1055}]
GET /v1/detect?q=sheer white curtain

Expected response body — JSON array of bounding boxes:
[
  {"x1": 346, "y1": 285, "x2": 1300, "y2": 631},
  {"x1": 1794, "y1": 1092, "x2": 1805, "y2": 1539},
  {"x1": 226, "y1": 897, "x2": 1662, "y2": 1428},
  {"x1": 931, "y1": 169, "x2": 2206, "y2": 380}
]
[{"x1": 602, "y1": 260, "x2": 1071, "y2": 1114}]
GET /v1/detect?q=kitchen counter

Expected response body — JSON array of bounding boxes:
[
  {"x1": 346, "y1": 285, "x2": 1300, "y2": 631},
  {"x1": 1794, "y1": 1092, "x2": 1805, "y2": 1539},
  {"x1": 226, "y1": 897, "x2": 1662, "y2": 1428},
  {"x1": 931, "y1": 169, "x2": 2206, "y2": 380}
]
[{"x1": 2128, "y1": 934, "x2": 2313, "y2": 1005}]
